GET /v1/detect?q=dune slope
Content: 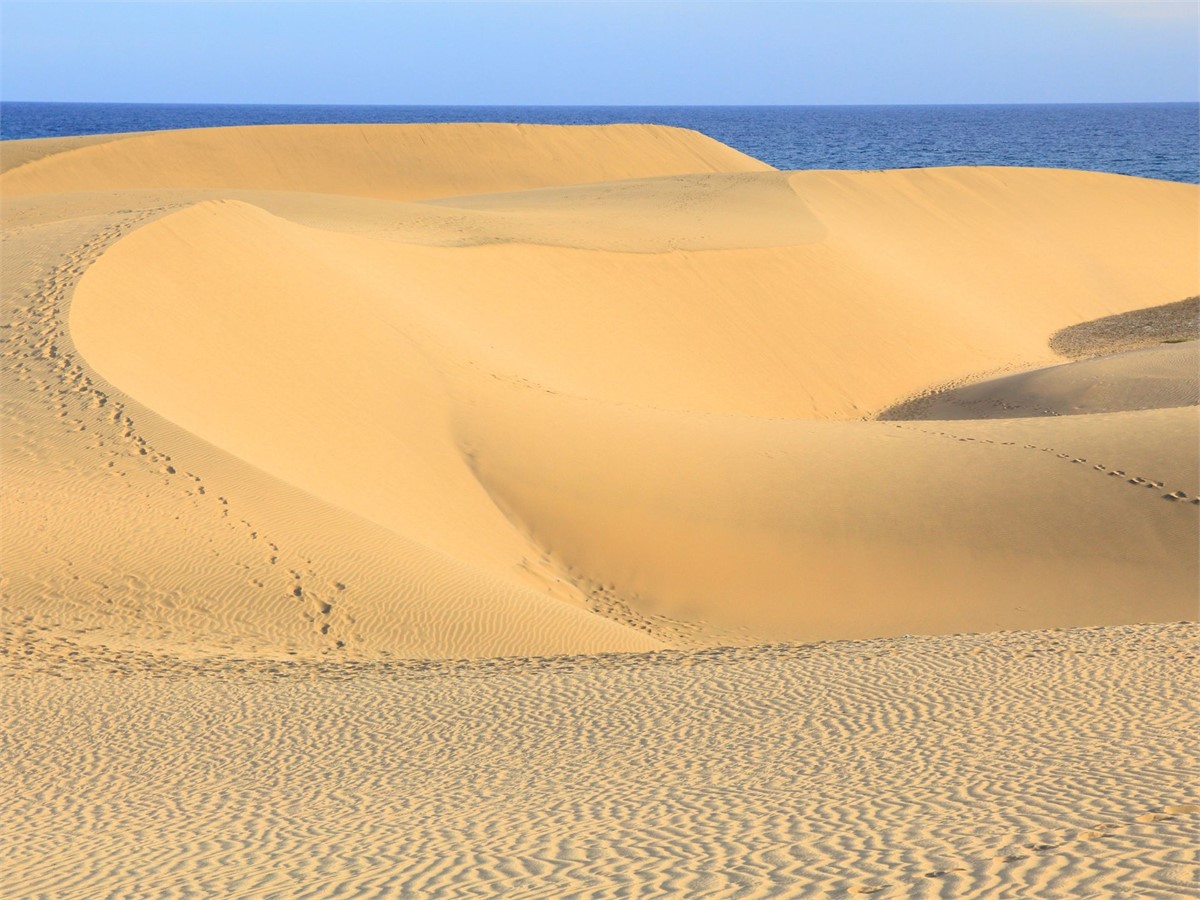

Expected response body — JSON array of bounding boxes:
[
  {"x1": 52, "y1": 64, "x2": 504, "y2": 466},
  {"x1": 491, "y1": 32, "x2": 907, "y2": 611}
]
[
  {"x1": 3, "y1": 124, "x2": 1199, "y2": 657},
  {"x1": 881, "y1": 342, "x2": 1198, "y2": 420},
  {"x1": 0, "y1": 122, "x2": 772, "y2": 200},
  {"x1": 65, "y1": 165, "x2": 1200, "y2": 647}
]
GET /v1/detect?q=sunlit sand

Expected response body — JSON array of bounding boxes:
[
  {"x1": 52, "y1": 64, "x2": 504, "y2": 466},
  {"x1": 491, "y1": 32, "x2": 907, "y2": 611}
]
[{"x1": 2, "y1": 123, "x2": 1197, "y2": 896}]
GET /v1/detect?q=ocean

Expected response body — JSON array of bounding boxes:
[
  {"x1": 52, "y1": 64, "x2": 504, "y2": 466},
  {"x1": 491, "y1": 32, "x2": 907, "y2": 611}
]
[{"x1": 2, "y1": 101, "x2": 1197, "y2": 184}]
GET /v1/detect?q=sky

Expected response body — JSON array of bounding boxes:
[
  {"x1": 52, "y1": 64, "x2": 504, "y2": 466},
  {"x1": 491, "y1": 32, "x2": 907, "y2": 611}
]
[{"x1": 1, "y1": 1, "x2": 1197, "y2": 105}]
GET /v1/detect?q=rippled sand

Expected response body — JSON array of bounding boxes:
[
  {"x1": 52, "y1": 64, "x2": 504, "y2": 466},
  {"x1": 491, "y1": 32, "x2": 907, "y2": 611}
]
[{"x1": 4, "y1": 622, "x2": 1198, "y2": 897}]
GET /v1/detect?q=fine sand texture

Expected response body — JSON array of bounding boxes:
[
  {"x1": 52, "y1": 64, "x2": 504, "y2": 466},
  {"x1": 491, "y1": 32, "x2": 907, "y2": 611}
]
[
  {"x1": 2, "y1": 123, "x2": 1198, "y2": 897},
  {"x1": 2, "y1": 623, "x2": 1198, "y2": 898}
]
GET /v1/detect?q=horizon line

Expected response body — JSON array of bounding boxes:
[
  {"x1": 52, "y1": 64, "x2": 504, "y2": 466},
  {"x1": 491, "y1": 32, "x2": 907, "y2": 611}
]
[{"x1": 5, "y1": 99, "x2": 1198, "y2": 108}]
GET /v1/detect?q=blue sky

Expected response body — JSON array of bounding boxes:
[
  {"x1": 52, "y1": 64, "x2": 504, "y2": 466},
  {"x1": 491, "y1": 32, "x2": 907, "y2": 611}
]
[{"x1": 2, "y1": 1, "x2": 1197, "y2": 105}]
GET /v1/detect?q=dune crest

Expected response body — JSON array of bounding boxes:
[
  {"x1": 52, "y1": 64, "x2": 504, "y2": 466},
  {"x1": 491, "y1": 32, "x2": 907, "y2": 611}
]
[{"x1": 0, "y1": 121, "x2": 772, "y2": 200}]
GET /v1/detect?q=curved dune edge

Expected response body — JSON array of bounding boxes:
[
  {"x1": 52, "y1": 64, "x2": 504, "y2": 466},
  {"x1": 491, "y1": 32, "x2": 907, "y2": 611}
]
[
  {"x1": 0, "y1": 121, "x2": 773, "y2": 199},
  {"x1": 62, "y1": 157, "x2": 1199, "y2": 652}
]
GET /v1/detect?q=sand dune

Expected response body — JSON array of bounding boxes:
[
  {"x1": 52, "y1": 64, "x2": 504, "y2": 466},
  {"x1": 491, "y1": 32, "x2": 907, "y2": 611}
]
[
  {"x1": 0, "y1": 122, "x2": 770, "y2": 200},
  {"x1": 59, "y1": 159, "x2": 1198, "y2": 646},
  {"x1": 465, "y1": 397, "x2": 1197, "y2": 641},
  {"x1": 4, "y1": 127, "x2": 1197, "y2": 654},
  {"x1": 66, "y1": 171, "x2": 1197, "y2": 422},
  {"x1": 2, "y1": 123, "x2": 1197, "y2": 896}
]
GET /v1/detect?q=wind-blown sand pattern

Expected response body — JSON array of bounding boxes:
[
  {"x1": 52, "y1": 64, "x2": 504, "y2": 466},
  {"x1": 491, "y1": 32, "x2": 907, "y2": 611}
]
[
  {"x1": 3, "y1": 623, "x2": 1198, "y2": 898},
  {"x1": 2, "y1": 123, "x2": 1197, "y2": 896}
]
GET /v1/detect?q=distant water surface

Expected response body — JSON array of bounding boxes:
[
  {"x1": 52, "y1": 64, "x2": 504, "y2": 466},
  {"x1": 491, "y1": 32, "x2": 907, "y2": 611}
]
[{"x1": 2, "y1": 102, "x2": 1196, "y2": 183}]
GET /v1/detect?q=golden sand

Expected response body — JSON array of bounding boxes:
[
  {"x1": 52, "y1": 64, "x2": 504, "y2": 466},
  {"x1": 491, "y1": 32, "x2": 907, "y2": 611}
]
[{"x1": 2, "y1": 124, "x2": 1197, "y2": 896}]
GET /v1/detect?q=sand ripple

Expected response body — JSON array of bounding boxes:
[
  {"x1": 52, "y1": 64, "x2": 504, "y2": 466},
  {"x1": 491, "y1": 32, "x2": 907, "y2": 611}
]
[{"x1": 3, "y1": 623, "x2": 1197, "y2": 897}]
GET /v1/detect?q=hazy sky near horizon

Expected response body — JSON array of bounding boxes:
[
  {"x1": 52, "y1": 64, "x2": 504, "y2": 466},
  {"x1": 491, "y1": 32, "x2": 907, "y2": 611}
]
[{"x1": 2, "y1": 1, "x2": 1197, "y2": 105}]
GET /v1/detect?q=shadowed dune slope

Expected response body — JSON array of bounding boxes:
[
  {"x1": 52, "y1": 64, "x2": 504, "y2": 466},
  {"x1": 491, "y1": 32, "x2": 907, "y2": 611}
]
[
  {"x1": 67, "y1": 162, "x2": 1199, "y2": 645},
  {"x1": 0, "y1": 122, "x2": 773, "y2": 200},
  {"x1": 881, "y1": 342, "x2": 1199, "y2": 420},
  {"x1": 1051, "y1": 295, "x2": 1198, "y2": 358}
]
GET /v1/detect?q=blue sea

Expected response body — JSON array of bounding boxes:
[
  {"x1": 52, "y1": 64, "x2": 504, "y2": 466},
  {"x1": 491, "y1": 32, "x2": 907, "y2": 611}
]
[{"x1": 2, "y1": 102, "x2": 1197, "y2": 184}]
